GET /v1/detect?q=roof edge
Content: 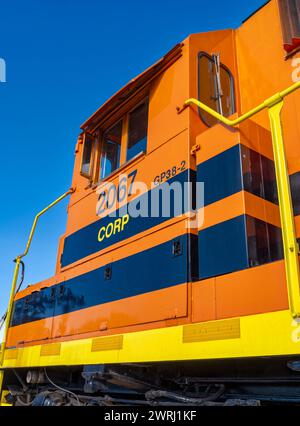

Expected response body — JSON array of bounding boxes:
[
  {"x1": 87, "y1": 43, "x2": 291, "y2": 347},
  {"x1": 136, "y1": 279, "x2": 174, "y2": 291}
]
[{"x1": 81, "y1": 43, "x2": 183, "y2": 132}]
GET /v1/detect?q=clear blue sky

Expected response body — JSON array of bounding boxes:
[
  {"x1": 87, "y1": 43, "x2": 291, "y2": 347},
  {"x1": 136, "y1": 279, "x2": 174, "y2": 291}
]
[{"x1": 0, "y1": 0, "x2": 267, "y2": 320}]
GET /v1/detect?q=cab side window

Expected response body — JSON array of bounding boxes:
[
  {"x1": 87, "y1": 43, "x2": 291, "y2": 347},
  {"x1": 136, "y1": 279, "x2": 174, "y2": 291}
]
[
  {"x1": 81, "y1": 134, "x2": 94, "y2": 177},
  {"x1": 127, "y1": 100, "x2": 149, "y2": 161},
  {"x1": 80, "y1": 97, "x2": 149, "y2": 182},
  {"x1": 100, "y1": 120, "x2": 122, "y2": 180},
  {"x1": 198, "y1": 52, "x2": 235, "y2": 127},
  {"x1": 278, "y1": 0, "x2": 300, "y2": 53}
]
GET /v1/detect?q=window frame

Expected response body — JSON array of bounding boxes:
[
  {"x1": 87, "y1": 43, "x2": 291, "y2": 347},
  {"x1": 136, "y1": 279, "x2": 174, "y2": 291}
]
[
  {"x1": 96, "y1": 96, "x2": 149, "y2": 183},
  {"x1": 80, "y1": 93, "x2": 149, "y2": 184},
  {"x1": 278, "y1": 0, "x2": 300, "y2": 54},
  {"x1": 99, "y1": 119, "x2": 123, "y2": 181},
  {"x1": 197, "y1": 51, "x2": 236, "y2": 128},
  {"x1": 125, "y1": 97, "x2": 149, "y2": 162},
  {"x1": 80, "y1": 132, "x2": 96, "y2": 179}
]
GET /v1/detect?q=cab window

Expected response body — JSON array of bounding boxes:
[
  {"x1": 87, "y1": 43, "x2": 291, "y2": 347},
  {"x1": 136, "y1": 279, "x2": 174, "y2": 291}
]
[
  {"x1": 81, "y1": 133, "x2": 94, "y2": 177},
  {"x1": 127, "y1": 100, "x2": 149, "y2": 161},
  {"x1": 198, "y1": 52, "x2": 235, "y2": 127},
  {"x1": 100, "y1": 120, "x2": 122, "y2": 180},
  {"x1": 278, "y1": 0, "x2": 300, "y2": 53}
]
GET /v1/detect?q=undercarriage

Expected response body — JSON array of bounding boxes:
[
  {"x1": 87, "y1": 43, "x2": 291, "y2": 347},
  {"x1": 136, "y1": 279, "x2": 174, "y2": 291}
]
[{"x1": 4, "y1": 356, "x2": 300, "y2": 406}]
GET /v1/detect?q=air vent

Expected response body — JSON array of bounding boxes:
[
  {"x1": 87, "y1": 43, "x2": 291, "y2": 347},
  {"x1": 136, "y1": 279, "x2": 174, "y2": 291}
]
[{"x1": 91, "y1": 335, "x2": 123, "y2": 352}]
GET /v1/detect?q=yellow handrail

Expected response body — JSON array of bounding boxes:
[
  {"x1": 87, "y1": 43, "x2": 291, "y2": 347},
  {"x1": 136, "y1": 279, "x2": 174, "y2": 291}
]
[
  {"x1": 180, "y1": 81, "x2": 300, "y2": 125},
  {"x1": 0, "y1": 188, "x2": 74, "y2": 395},
  {"x1": 179, "y1": 80, "x2": 300, "y2": 319}
]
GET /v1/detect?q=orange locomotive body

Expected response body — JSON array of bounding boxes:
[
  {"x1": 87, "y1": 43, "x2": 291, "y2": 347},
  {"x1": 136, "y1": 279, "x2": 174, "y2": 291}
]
[{"x1": 2, "y1": 0, "x2": 300, "y2": 405}]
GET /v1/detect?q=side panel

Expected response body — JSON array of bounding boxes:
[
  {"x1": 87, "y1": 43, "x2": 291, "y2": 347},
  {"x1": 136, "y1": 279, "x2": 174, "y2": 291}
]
[
  {"x1": 9, "y1": 287, "x2": 55, "y2": 345},
  {"x1": 3, "y1": 310, "x2": 300, "y2": 370},
  {"x1": 8, "y1": 227, "x2": 193, "y2": 346},
  {"x1": 52, "y1": 234, "x2": 189, "y2": 338},
  {"x1": 192, "y1": 260, "x2": 289, "y2": 323},
  {"x1": 62, "y1": 130, "x2": 191, "y2": 267}
]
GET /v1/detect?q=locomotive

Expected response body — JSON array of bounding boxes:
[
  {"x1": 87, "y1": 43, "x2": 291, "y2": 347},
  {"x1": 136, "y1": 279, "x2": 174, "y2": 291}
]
[{"x1": 1, "y1": 0, "x2": 300, "y2": 406}]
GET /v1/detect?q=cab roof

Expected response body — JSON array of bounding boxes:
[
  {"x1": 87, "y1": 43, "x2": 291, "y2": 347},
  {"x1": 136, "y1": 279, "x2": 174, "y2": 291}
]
[{"x1": 80, "y1": 43, "x2": 183, "y2": 133}]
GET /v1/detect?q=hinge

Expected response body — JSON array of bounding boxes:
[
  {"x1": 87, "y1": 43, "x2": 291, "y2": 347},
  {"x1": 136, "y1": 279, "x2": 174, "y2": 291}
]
[
  {"x1": 59, "y1": 284, "x2": 65, "y2": 297},
  {"x1": 50, "y1": 287, "x2": 56, "y2": 301},
  {"x1": 172, "y1": 240, "x2": 183, "y2": 257},
  {"x1": 104, "y1": 265, "x2": 112, "y2": 280},
  {"x1": 191, "y1": 144, "x2": 200, "y2": 155}
]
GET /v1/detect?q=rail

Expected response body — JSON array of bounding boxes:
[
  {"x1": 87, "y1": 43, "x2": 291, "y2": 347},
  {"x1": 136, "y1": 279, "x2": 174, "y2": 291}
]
[
  {"x1": 178, "y1": 81, "x2": 300, "y2": 319},
  {"x1": 0, "y1": 188, "x2": 74, "y2": 394}
]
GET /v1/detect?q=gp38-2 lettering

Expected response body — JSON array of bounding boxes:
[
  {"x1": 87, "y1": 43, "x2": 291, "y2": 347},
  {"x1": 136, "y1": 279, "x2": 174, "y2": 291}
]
[{"x1": 153, "y1": 160, "x2": 186, "y2": 185}]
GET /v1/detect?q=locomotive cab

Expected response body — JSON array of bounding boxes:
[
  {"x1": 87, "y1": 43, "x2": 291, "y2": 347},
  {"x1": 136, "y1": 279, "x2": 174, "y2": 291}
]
[{"x1": 2, "y1": 0, "x2": 300, "y2": 406}]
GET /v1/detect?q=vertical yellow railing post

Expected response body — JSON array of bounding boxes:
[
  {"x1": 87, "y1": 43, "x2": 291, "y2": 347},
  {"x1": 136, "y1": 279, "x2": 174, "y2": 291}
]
[
  {"x1": 268, "y1": 101, "x2": 300, "y2": 318},
  {"x1": 0, "y1": 257, "x2": 21, "y2": 393}
]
